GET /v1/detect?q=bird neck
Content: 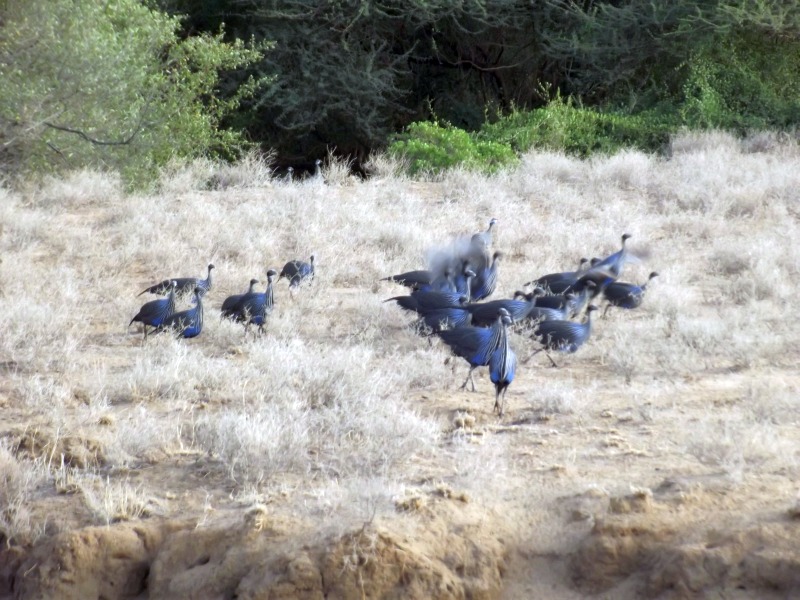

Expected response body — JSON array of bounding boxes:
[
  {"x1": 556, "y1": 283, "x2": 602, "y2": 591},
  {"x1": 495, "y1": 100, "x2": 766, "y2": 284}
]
[{"x1": 266, "y1": 281, "x2": 274, "y2": 304}]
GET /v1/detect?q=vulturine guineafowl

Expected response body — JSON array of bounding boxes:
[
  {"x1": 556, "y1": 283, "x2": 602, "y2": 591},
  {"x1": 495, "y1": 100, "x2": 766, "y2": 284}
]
[
  {"x1": 530, "y1": 305, "x2": 598, "y2": 367},
  {"x1": 280, "y1": 255, "x2": 315, "y2": 289},
  {"x1": 139, "y1": 263, "x2": 214, "y2": 298},
  {"x1": 221, "y1": 278, "x2": 259, "y2": 321},
  {"x1": 593, "y1": 233, "x2": 632, "y2": 280},
  {"x1": 436, "y1": 307, "x2": 512, "y2": 393},
  {"x1": 381, "y1": 270, "x2": 435, "y2": 291},
  {"x1": 470, "y1": 218, "x2": 498, "y2": 250},
  {"x1": 129, "y1": 280, "x2": 177, "y2": 340},
  {"x1": 236, "y1": 269, "x2": 278, "y2": 336},
  {"x1": 603, "y1": 272, "x2": 658, "y2": 317},
  {"x1": 525, "y1": 258, "x2": 589, "y2": 295},
  {"x1": 489, "y1": 309, "x2": 516, "y2": 416},
  {"x1": 159, "y1": 286, "x2": 204, "y2": 338}
]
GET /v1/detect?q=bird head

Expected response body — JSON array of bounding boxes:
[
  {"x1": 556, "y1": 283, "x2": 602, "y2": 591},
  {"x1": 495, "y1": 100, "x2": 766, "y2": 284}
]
[
  {"x1": 493, "y1": 251, "x2": 503, "y2": 263},
  {"x1": 208, "y1": 263, "x2": 215, "y2": 271},
  {"x1": 266, "y1": 269, "x2": 278, "y2": 281},
  {"x1": 309, "y1": 254, "x2": 316, "y2": 264},
  {"x1": 649, "y1": 271, "x2": 659, "y2": 280},
  {"x1": 249, "y1": 278, "x2": 260, "y2": 286},
  {"x1": 621, "y1": 233, "x2": 632, "y2": 244},
  {"x1": 488, "y1": 217, "x2": 498, "y2": 229}
]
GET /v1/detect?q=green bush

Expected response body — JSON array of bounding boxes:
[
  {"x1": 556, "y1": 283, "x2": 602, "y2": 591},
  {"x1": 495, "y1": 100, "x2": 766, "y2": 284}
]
[
  {"x1": 388, "y1": 121, "x2": 517, "y2": 175},
  {"x1": 0, "y1": 0, "x2": 270, "y2": 186},
  {"x1": 681, "y1": 31, "x2": 800, "y2": 130},
  {"x1": 479, "y1": 97, "x2": 675, "y2": 157}
]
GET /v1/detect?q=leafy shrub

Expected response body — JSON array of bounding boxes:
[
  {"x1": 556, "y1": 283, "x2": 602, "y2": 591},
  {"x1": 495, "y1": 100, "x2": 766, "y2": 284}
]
[
  {"x1": 478, "y1": 96, "x2": 675, "y2": 157},
  {"x1": 0, "y1": 0, "x2": 270, "y2": 186},
  {"x1": 681, "y1": 31, "x2": 800, "y2": 130},
  {"x1": 388, "y1": 121, "x2": 517, "y2": 175}
]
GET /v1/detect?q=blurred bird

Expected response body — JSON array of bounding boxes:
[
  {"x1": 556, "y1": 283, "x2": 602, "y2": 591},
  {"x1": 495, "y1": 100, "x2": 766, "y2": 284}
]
[
  {"x1": 381, "y1": 269, "x2": 435, "y2": 291},
  {"x1": 603, "y1": 272, "x2": 659, "y2": 317},
  {"x1": 436, "y1": 307, "x2": 513, "y2": 393},
  {"x1": 279, "y1": 255, "x2": 315, "y2": 289},
  {"x1": 593, "y1": 233, "x2": 632, "y2": 280},
  {"x1": 535, "y1": 280, "x2": 596, "y2": 318},
  {"x1": 139, "y1": 263, "x2": 214, "y2": 298},
  {"x1": 470, "y1": 251, "x2": 502, "y2": 301},
  {"x1": 386, "y1": 288, "x2": 468, "y2": 316},
  {"x1": 159, "y1": 286, "x2": 204, "y2": 338},
  {"x1": 471, "y1": 217, "x2": 498, "y2": 250},
  {"x1": 129, "y1": 280, "x2": 177, "y2": 340},
  {"x1": 525, "y1": 258, "x2": 589, "y2": 295},
  {"x1": 530, "y1": 304, "x2": 598, "y2": 367},
  {"x1": 489, "y1": 310, "x2": 516, "y2": 417},
  {"x1": 312, "y1": 158, "x2": 323, "y2": 182},
  {"x1": 220, "y1": 278, "x2": 259, "y2": 321}
]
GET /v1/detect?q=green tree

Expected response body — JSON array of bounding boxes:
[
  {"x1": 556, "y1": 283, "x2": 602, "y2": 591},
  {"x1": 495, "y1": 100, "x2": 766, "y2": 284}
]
[
  {"x1": 0, "y1": 0, "x2": 270, "y2": 184},
  {"x1": 155, "y1": 0, "x2": 800, "y2": 166}
]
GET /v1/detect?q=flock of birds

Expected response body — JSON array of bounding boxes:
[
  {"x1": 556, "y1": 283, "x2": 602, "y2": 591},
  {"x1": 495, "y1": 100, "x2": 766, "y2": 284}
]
[
  {"x1": 128, "y1": 219, "x2": 656, "y2": 417},
  {"x1": 381, "y1": 221, "x2": 657, "y2": 416},
  {"x1": 128, "y1": 256, "x2": 315, "y2": 340}
]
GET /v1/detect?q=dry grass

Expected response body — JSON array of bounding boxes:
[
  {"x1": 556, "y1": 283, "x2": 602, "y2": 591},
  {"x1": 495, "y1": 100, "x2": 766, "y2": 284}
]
[{"x1": 0, "y1": 131, "x2": 799, "y2": 570}]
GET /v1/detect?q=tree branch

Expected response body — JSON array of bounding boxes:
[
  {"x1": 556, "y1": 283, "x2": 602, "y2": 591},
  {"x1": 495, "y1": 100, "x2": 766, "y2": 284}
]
[{"x1": 42, "y1": 121, "x2": 141, "y2": 146}]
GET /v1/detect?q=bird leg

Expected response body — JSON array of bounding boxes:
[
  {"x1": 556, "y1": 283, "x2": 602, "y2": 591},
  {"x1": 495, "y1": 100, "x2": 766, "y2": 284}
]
[
  {"x1": 525, "y1": 348, "x2": 559, "y2": 367},
  {"x1": 602, "y1": 304, "x2": 612, "y2": 318},
  {"x1": 460, "y1": 367, "x2": 477, "y2": 392},
  {"x1": 523, "y1": 348, "x2": 542, "y2": 364}
]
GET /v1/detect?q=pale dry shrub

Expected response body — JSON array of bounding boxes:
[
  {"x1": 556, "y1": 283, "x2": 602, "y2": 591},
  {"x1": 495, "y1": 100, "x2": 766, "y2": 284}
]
[
  {"x1": 670, "y1": 129, "x2": 742, "y2": 156},
  {"x1": 20, "y1": 169, "x2": 123, "y2": 209},
  {"x1": 79, "y1": 474, "x2": 155, "y2": 525},
  {"x1": 363, "y1": 151, "x2": 409, "y2": 180},
  {"x1": 322, "y1": 149, "x2": 356, "y2": 186},
  {"x1": 301, "y1": 476, "x2": 402, "y2": 530},
  {"x1": 208, "y1": 149, "x2": 276, "y2": 190},
  {"x1": 745, "y1": 380, "x2": 800, "y2": 425},
  {"x1": 102, "y1": 405, "x2": 186, "y2": 465},
  {"x1": 157, "y1": 157, "x2": 217, "y2": 193},
  {"x1": 0, "y1": 442, "x2": 49, "y2": 545},
  {"x1": 192, "y1": 402, "x2": 311, "y2": 485},
  {"x1": 589, "y1": 149, "x2": 655, "y2": 190},
  {"x1": 534, "y1": 379, "x2": 594, "y2": 416},
  {"x1": 190, "y1": 337, "x2": 441, "y2": 487},
  {"x1": 687, "y1": 416, "x2": 798, "y2": 480}
]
